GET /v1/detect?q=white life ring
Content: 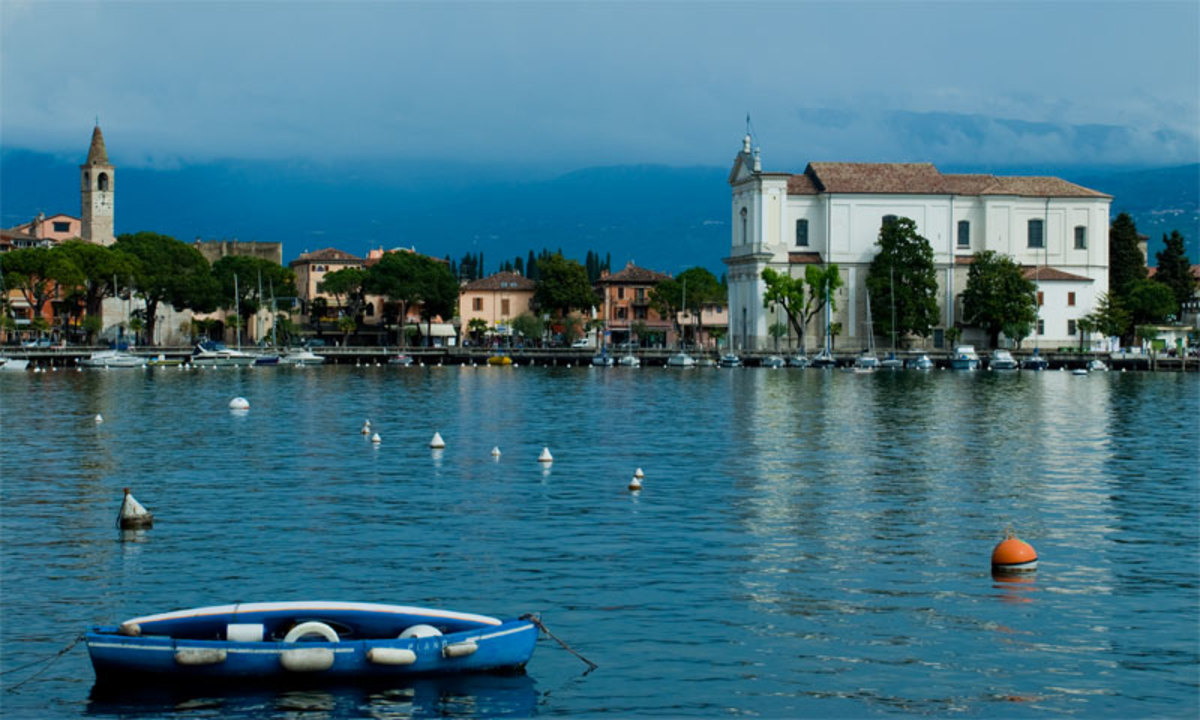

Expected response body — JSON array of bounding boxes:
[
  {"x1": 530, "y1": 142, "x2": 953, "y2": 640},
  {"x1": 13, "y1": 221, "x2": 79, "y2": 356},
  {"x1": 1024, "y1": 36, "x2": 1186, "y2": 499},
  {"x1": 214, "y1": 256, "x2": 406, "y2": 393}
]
[{"x1": 283, "y1": 621, "x2": 340, "y2": 643}]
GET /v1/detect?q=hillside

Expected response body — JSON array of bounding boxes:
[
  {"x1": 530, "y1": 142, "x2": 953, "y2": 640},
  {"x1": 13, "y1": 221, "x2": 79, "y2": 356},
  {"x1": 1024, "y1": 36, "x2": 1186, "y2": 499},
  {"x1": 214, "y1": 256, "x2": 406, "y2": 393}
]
[{"x1": 2, "y1": 150, "x2": 1195, "y2": 272}]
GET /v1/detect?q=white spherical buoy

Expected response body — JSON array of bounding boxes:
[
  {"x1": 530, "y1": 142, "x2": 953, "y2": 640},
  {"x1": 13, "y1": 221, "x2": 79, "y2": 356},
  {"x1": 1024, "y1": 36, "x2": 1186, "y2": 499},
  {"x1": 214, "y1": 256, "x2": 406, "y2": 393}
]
[
  {"x1": 634, "y1": 467, "x2": 645, "y2": 479},
  {"x1": 94, "y1": 413, "x2": 103, "y2": 424},
  {"x1": 430, "y1": 432, "x2": 445, "y2": 449},
  {"x1": 538, "y1": 447, "x2": 553, "y2": 463},
  {"x1": 629, "y1": 476, "x2": 643, "y2": 491},
  {"x1": 371, "y1": 432, "x2": 382, "y2": 444},
  {"x1": 491, "y1": 446, "x2": 502, "y2": 457},
  {"x1": 229, "y1": 397, "x2": 250, "y2": 410}
]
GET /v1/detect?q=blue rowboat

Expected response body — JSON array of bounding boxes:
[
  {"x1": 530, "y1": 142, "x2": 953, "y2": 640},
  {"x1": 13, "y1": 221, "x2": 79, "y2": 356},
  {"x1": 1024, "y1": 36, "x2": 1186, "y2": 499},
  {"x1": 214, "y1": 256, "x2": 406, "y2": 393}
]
[{"x1": 85, "y1": 601, "x2": 537, "y2": 684}]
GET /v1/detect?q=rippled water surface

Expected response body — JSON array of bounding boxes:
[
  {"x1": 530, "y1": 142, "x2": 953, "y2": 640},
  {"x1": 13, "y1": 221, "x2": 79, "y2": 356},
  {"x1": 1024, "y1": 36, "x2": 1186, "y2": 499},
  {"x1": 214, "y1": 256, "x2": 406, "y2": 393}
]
[{"x1": 2, "y1": 365, "x2": 1197, "y2": 718}]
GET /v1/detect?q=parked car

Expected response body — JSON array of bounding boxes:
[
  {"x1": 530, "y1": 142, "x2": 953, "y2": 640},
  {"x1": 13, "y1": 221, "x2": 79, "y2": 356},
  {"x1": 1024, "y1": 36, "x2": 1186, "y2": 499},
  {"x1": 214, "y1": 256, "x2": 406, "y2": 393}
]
[
  {"x1": 22, "y1": 337, "x2": 52, "y2": 348},
  {"x1": 571, "y1": 338, "x2": 593, "y2": 348}
]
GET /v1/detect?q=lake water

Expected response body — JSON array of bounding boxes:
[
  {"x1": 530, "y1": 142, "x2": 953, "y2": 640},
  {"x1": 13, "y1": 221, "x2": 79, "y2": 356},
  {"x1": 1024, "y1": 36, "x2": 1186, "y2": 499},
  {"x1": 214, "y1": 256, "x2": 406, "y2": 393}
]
[{"x1": 1, "y1": 365, "x2": 1197, "y2": 718}]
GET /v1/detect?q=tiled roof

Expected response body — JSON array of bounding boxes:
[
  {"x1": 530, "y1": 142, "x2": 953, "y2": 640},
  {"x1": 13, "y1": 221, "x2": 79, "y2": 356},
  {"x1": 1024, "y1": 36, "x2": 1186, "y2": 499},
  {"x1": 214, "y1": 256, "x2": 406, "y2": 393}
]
[
  {"x1": 1146, "y1": 265, "x2": 1200, "y2": 281},
  {"x1": 598, "y1": 262, "x2": 670, "y2": 285},
  {"x1": 788, "y1": 252, "x2": 825, "y2": 264},
  {"x1": 788, "y1": 162, "x2": 1110, "y2": 198},
  {"x1": 463, "y1": 272, "x2": 536, "y2": 291},
  {"x1": 1021, "y1": 266, "x2": 1094, "y2": 282},
  {"x1": 291, "y1": 248, "x2": 364, "y2": 265}
]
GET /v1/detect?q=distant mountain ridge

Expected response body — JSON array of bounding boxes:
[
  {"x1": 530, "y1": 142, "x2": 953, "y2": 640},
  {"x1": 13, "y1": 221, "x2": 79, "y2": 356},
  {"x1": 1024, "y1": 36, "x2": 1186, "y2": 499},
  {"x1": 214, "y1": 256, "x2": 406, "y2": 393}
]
[{"x1": 2, "y1": 149, "x2": 1195, "y2": 272}]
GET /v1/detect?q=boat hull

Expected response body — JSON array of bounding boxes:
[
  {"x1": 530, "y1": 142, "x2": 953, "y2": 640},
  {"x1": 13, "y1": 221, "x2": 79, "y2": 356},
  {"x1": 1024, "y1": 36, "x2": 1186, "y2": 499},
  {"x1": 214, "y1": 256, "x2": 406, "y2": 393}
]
[{"x1": 85, "y1": 602, "x2": 536, "y2": 685}]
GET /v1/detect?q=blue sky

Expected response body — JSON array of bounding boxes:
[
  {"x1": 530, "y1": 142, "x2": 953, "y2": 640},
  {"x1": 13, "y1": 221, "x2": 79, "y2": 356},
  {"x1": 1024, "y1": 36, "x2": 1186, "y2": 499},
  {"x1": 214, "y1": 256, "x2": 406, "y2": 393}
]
[{"x1": 2, "y1": 0, "x2": 1197, "y2": 173}]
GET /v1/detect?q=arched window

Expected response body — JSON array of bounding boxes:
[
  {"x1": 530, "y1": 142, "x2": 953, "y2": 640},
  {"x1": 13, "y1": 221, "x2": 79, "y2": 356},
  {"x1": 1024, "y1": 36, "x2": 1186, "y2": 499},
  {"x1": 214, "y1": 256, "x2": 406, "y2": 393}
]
[
  {"x1": 957, "y1": 220, "x2": 970, "y2": 248},
  {"x1": 882, "y1": 214, "x2": 898, "y2": 227},
  {"x1": 98, "y1": 172, "x2": 109, "y2": 191},
  {"x1": 1028, "y1": 219, "x2": 1044, "y2": 248},
  {"x1": 740, "y1": 207, "x2": 748, "y2": 244},
  {"x1": 365, "y1": 303, "x2": 375, "y2": 317},
  {"x1": 795, "y1": 219, "x2": 809, "y2": 247}
]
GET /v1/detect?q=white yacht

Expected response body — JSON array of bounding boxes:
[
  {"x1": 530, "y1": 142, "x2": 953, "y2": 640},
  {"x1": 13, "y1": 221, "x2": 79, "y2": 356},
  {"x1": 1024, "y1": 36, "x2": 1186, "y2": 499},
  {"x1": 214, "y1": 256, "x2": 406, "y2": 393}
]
[
  {"x1": 666, "y1": 352, "x2": 696, "y2": 368},
  {"x1": 950, "y1": 345, "x2": 980, "y2": 371},
  {"x1": 279, "y1": 347, "x2": 326, "y2": 366},
  {"x1": 191, "y1": 341, "x2": 258, "y2": 367},
  {"x1": 79, "y1": 349, "x2": 146, "y2": 369},
  {"x1": 989, "y1": 349, "x2": 1018, "y2": 371}
]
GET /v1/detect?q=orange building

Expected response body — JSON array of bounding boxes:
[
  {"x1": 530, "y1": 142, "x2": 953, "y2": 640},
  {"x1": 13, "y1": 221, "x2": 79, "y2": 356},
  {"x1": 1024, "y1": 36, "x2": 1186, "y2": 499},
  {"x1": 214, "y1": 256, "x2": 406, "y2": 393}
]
[{"x1": 594, "y1": 262, "x2": 673, "y2": 346}]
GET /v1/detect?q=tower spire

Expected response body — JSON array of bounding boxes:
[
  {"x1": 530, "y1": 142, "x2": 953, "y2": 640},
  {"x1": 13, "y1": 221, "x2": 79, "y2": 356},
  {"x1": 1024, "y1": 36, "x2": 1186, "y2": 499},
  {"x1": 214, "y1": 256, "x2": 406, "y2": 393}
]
[{"x1": 86, "y1": 124, "x2": 109, "y2": 166}]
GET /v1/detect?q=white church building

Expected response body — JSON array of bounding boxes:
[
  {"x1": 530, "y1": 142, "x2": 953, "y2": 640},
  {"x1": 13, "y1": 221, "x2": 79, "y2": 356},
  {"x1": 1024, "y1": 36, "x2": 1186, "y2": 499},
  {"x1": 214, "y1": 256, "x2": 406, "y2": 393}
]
[{"x1": 724, "y1": 136, "x2": 1112, "y2": 352}]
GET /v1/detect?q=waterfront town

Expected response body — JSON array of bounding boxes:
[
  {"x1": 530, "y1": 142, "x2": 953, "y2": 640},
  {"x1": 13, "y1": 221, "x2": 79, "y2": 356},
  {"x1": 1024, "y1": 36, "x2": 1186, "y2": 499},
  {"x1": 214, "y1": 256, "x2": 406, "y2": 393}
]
[{"x1": 2, "y1": 126, "x2": 1197, "y2": 369}]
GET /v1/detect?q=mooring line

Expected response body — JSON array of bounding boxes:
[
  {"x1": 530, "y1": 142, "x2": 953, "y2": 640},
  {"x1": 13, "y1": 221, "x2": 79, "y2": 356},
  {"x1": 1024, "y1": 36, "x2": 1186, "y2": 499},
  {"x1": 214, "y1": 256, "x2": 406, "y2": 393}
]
[
  {"x1": 2, "y1": 635, "x2": 84, "y2": 693},
  {"x1": 520, "y1": 613, "x2": 597, "y2": 674}
]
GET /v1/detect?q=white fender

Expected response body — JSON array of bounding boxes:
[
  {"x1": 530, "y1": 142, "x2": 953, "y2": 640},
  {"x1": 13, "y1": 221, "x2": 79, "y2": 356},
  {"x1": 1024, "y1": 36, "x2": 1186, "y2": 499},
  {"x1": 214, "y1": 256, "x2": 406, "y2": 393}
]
[
  {"x1": 280, "y1": 648, "x2": 335, "y2": 672},
  {"x1": 367, "y1": 647, "x2": 418, "y2": 665},
  {"x1": 226, "y1": 623, "x2": 264, "y2": 642},
  {"x1": 399, "y1": 624, "x2": 442, "y2": 638},
  {"x1": 283, "y1": 621, "x2": 340, "y2": 643},
  {"x1": 175, "y1": 648, "x2": 227, "y2": 665},
  {"x1": 442, "y1": 641, "x2": 478, "y2": 658}
]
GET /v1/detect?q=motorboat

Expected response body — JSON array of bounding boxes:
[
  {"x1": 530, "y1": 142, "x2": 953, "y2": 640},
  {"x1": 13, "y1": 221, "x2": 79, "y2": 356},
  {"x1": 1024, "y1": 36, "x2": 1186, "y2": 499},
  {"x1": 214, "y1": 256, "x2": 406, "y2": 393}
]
[
  {"x1": 666, "y1": 352, "x2": 696, "y2": 368},
  {"x1": 388, "y1": 354, "x2": 414, "y2": 366},
  {"x1": 949, "y1": 345, "x2": 980, "y2": 371},
  {"x1": 79, "y1": 349, "x2": 146, "y2": 369},
  {"x1": 906, "y1": 354, "x2": 934, "y2": 371},
  {"x1": 486, "y1": 353, "x2": 512, "y2": 366},
  {"x1": 880, "y1": 352, "x2": 904, "y2": 371},
  {"x1": 787, "y1": 354, "x2": 809, "y2": 369},
  {"x1": 718, "y1": 353, "x2": 742, "y2": 368},
  {"x1": 280, "y1": 348, "x2": 326, "y2": 366},
  {"x1": 696, "y1": 356, "x2": 716, "y2": 367},
  {"x1": 761, "y1": 355, "x2": 786, "y2": 369},
  {"x1": 809, "y1": 348, "x2": 837, "y2": 369},
  {"x1": 617, "y1": 354, "x2": 640, "y2": 367},
  {"x1": 0, "y1": 356, "x2": 31, "y2": 371},
  {"x1": 1086, "y1": 358, "x2": 1109, "y2": 372},
  {"x1": 254, "y1": 354, "x2": 280, "y2": 366},
  {"x1": 591, "y1": 353, "x2": 614, "y2": 367},
  {"x1": 1022, "y1": 350, "x2": 1049, "y2": 371},
  {"x1": 191, "y1": 341, "x2": 258, "y2": 367},
  {"x1": 85, "y1": 601, "x2": 537, "y2": 684},
  {"x1": 989, "y1": 349, "x2": 1018, "y2": 371}
]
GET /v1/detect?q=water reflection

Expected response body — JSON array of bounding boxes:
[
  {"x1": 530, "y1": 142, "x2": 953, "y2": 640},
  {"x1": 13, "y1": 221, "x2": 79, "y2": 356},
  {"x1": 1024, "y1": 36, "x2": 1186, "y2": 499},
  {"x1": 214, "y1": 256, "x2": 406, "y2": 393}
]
[{"x1": 85, "y1": 674, "x2": 538, "y2": 718}]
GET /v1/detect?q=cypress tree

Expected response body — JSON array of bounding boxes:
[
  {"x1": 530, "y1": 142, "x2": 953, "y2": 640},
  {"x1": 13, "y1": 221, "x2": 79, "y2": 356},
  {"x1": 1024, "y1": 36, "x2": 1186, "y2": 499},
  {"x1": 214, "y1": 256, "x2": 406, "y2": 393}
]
[
  {"x1": 1154, "y1": 230, "x2": 1196, "y2": 310},
  {"x1": 1109, "y1": 212, "x2": 1146, "y2": 296}
]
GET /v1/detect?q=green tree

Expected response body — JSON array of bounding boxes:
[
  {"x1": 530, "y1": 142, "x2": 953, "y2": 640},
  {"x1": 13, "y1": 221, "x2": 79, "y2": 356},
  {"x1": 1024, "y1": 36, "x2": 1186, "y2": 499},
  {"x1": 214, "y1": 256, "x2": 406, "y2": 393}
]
[
  {"x1": 1084, "y1": 292, "x2": 1130, "y2": 340},
  {"x1": 366, "y1": 251, "x2": 455, "y2": 348},
  {"x1": 961, "y1": 250, "x2": 1037, "y2": 348},
  {"x1": 761, "y1": 268, "x2": 807, "y2": 351},
  {"x1": 1109, "y1": 212, "x2": 1146, "y2": 296},
  {"x1": 319, "y1": 267, "x2": 369, "y2": 337},
  {"x1": 865, "y1": 217, "x2": 940, "y2": 346},
  {"x1": 309, "y1": 296, "x2": 329, "y2": 338},
  {"x1": 651, "y1": 267, "x2": 723, "y2": 348},
  {"x1": 1125, "y1": 278, "x2": 1177, "y2": 327},
  {"x1": 211, "y1": 255, "x2": 296, "y2": 346},
  {"x1": 57, "y1": 240, "x2": 137, "y2": 341},
  {"x1": 532, "y1": 253, "x2": 596, "y2": 318},
  {"x1": 1153, "y1": 230, "x2": 1195, "y2": 310},
  {"x1": 336, "y1": 315, "x2": 357, "y2": 344},
  {"x1": 510, "y1": 312, "x2": 544, "y2": 346},
  {"x1": 768, "y1": 320, "x2": 788, "y2": 351},
  {"x1": 1, "y1": 246, "x2": 83, "y2": 329},
  {"x1": 803, "y1": 264, "x2": 843, "y2": 351},
  {"x1": 113, "y1": 232, "x2": 220, "y2": 346},
  {"x1": 415, "y1": 257, "x2": 459, "y2": 347},
  {"x1": 467, "y1": 318, "x2": 488, "y2": 345}
]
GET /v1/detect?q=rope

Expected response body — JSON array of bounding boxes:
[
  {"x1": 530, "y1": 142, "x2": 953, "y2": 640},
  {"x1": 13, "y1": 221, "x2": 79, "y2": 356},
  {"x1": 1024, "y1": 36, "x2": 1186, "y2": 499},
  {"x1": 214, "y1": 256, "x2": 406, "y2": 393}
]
[
  {"x1": 520, "y1": 614, "x2": 597, "y2": 674},
  {"x1": 2, "y1": 635, "x2": 83, "y2": 693}
]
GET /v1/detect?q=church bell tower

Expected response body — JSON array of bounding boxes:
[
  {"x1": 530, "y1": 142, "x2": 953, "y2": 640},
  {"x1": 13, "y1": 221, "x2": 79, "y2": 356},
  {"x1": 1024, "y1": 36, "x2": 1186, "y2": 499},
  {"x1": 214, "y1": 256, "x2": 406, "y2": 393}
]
[{"x1": 80, "y1": 125, "x2": 115, "y2": 246}]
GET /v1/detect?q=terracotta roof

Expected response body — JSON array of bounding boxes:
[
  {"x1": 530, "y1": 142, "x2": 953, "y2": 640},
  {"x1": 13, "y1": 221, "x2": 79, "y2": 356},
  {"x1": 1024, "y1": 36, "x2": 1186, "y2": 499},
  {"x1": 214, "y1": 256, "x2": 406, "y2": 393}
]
[
  {"x1": 787, "y1": 162, "x2": 1110, "y2": 198},
  {"x1": 1021, "y1": 266, "x2": 1094, "y2": 282},
  {"x1": 788, "y1": 252, "x2": 825, "y2": 264},
  {"x1": 84, "y1": 126, "x2": 109, "y2": 166},
  {"x1": 1146, "y1": 264, "x2": 1200, "y2": 281},
  {"x1": 290, "y1": 248, "x2": 364, "y2": 265},
  {"x1": 598, "y1": 262, "x2": 670, "y2": 285},
  {"x1": 984, "y1": 177, "x2": 1108, "y2": 198},
  {"x1": 462, "y1": 272, "x2": 536, "y2": 291}
]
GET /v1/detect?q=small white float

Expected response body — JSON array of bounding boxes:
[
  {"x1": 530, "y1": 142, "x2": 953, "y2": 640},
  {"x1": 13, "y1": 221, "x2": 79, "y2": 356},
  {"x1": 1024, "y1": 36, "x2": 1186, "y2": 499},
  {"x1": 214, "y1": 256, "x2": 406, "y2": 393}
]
[
  {"x1": 430, "y1": 432, "x2": 445, "y2": 449},
  {"x1": 371, "y1": 433, "x2": 382, "y2": 444},
  {"x1": 491, "y1": 446, "x2": 502, "y2": 457},
  {"x1": 538, "y1": 447, "x2": 553, "y2": 463},
  {"x1": 229, "y1": 397, "x2": 250, "y2": 411}
]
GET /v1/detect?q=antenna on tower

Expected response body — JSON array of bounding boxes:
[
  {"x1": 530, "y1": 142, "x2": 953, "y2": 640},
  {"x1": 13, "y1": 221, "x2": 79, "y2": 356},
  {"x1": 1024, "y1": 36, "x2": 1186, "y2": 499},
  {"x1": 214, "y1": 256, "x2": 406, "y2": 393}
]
[{"x1": 745, "y1": 113, "x2": 758, "y2": 145}]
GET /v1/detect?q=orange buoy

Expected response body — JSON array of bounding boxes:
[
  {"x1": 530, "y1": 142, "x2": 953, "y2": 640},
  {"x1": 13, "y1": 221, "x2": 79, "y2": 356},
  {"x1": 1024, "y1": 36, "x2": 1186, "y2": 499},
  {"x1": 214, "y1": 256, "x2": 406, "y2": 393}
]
[{"x1": 991, "y1": 529, "x2": 1037, "y2": 572}]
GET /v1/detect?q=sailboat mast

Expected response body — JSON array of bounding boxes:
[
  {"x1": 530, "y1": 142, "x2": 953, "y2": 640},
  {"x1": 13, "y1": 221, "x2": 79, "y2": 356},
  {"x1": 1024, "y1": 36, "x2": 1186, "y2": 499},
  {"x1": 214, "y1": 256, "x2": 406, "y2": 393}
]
[
  {"x1": 234, "y1": 274, "x2": 240, "y2": 350},
  {"x1": 890, "y1": 265, "x2": 897, "y2": 352}
]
